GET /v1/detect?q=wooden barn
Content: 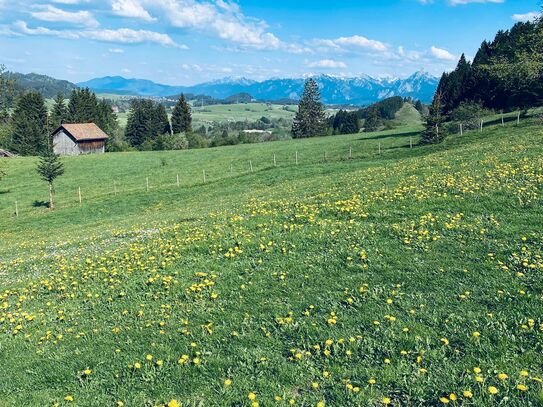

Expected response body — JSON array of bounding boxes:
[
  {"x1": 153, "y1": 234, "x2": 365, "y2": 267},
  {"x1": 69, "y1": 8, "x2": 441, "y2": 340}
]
[{"x1": 52, "y1": 123, "x2": 108, "y2": 156}]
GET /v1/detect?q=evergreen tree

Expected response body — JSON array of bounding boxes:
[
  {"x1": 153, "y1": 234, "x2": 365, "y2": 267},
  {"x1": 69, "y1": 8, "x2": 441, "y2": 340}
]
[
  {"x1": 10, "y1": 91, "x2": 48, "y2": 155},
  {"x1": 67, "y1": 88, "x2": 118, "y2": 135},
  {"x1": 171, "y1": 94, "x2": 192, "y2": 134},
  {"x1": 155, "y1": 104, "x2": 171, "y2": 135},
  {"x1": 291, "y1": 78, "x2": 326, "y2": 138},
  {"x1": 421, "y1": 92, "x2": 445, "y2": 144},
  {"x1": 36, "y1": 146, "x2": 64, "y2": 210},
  {"x1": 0, "y1": 65, "x2": 15, "y2": 124},
  {"x1": 364, "y1": 108, "x2": 382, "y2": 132},
  {"x1": 50, "y1": 92, "x2": 68, "y2": 128}
]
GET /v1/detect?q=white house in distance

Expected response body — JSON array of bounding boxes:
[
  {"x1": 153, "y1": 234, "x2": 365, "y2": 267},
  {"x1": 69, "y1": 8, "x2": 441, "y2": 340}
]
[{"x1": 52, "y1": 123, "x2": 109, "y2": 156}]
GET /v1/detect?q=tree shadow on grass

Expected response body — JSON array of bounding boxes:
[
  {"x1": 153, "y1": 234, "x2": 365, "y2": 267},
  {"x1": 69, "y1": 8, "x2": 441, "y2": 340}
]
[
  {"x1": 33, "y1": 200, "x2": 50, "y2": 208},
  {"x1": 0, "y1": 189, "x2": 10, "y2": 195}
]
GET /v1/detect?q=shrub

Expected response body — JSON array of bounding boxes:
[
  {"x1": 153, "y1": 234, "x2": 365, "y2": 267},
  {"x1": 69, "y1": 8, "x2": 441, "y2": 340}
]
[{"x1": 450, "y1": 102, "x2": 492, "y2": 130}]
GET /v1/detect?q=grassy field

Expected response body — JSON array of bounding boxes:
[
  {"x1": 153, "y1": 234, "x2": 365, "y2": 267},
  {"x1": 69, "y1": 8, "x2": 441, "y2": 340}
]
[
  {"x1": 0, "y1": 117, "x2": 542, "y2": 406},
  {"x1": 115, "y1": 103, "x2": 297, "y2": 129}
]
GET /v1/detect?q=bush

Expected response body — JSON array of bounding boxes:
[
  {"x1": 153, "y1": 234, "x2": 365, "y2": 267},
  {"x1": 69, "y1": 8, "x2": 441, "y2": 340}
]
[
  {"x1": 186, "y1": 132, "x2": 208, "y2": 149},
  {"x1": 152, "y1": 133, "x2": 189, "y2": 151},
  {"x1": 450, "y1": 102, "x2": 492, "y2": 130}
]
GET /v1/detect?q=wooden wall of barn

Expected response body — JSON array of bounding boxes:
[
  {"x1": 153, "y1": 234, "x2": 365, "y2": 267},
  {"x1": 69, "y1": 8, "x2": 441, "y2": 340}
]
[{"x1": 53, "y1": 131, "x2": 105, "y2": 156}]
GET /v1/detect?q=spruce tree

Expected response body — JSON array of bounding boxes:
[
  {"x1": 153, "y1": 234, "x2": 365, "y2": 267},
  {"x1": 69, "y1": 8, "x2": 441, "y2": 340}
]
[
  {"x1": 291, "y1": 78, "x2": 326, "y2": 138},
  {"x1": 421, "y1": 92, "x2": 445, "y2": 144},
  {"x1": 171, "y1": 94, "x2": 192, "y2": 134},
  {"x1": 364, "y1": 108, "x2": 382, "y2": 133},
  {"x1": 50, "y1": 92, "x2": 68, "y2": 128},
  {"x1": 36, "y1": 146, "x2": 64, "y2": 210},
  {"x1": 0, "y1": 65, "x2": 15, "y2": 124},
  {"x1": 10, "y1": 91, "x2": 48, "y2": 156},
  {"x1": 155, "y1": 104, "x2": 171, "y2": 135}
]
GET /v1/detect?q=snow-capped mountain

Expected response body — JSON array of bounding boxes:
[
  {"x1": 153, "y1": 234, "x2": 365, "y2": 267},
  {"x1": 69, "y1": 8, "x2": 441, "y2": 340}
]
[{"x1": 78, "y1": 71, "x2": 439, "y2": 104}]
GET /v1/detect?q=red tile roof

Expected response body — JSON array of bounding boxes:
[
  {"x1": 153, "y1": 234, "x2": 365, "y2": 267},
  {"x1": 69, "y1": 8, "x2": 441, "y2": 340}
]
[{"x1": 55, "y1": 123, "x2": 109, "y2": 141}]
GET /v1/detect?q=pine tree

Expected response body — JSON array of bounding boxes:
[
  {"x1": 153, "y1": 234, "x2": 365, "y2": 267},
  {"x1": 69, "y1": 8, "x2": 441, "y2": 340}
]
[
  {"x1": 171, "y1": 94, "x2": 192, "y2": 134},
  {"x1": 291, "y1": 79, "x2": 326, "y2": 138},
  {"x1": 155, "y1": 104, "x2": 171, "y2": 135},
  {"x1": 421, "y1": 92, "x2": 445, "y2": 144},
  {"x1": 10, "y1": 91, "x2": 48, "y2": 155},
  {"x1": 364, "y1": 108, "x2": 382, "y2": 133},
  {"x1": 0, "y1": 65, "x2": 15, "y2": 124},
  {"x1": 50, "y1": 92, "x2": 68, "y2": 128},
  {"x1": 36, "y1": 146, "x2": 65, "y2": 210}
]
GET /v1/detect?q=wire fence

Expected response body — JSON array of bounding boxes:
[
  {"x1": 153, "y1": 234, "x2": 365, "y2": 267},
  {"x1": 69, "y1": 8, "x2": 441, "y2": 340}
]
[{"x1": 4, "y1": 112, "x2": 532, "y2": 219}]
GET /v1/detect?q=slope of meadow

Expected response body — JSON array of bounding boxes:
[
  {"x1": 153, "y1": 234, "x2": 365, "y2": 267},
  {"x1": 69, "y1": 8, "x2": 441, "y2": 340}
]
[{"x1": 0, "y1": 119, "x2": 542, "y2": 406}]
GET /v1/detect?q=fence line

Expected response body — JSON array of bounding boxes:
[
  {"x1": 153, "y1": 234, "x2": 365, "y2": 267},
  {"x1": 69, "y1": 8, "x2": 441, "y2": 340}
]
[{"x1": 4, "y1": 113, "x2": 530, "y2": 218}]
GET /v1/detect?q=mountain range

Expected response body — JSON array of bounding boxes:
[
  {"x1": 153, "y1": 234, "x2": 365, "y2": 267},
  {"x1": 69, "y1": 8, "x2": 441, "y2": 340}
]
[{"x1": 78, "y1": 71, "x2": 439, "y2": 105}]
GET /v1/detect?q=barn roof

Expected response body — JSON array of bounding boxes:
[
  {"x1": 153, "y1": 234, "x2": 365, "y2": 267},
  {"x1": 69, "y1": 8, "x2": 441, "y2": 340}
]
[{"x1": 54, "y1": 123, "x2": 109, "y2": 142}]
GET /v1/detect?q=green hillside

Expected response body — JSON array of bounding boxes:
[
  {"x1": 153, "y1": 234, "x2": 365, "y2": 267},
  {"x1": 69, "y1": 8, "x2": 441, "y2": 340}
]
[{"x1": 0, "y1": 118, "x2": 542, "y2": 406}]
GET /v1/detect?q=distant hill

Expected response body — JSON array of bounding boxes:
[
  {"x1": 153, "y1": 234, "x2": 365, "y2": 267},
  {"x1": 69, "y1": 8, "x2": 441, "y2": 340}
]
[
  {"x1": 79, "y1": 72, "x2": 439, "y2": 104},
  {"x1": 9, "y1": 72, "x2": 78, "y2": 98},
  {"x1": 77, "y1": 76, "x2": 184, "y2": 97}
]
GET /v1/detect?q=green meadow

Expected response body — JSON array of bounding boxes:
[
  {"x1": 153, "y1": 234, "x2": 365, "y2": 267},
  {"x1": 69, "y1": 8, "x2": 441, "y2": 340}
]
[{"x1": 0, "y1": 116, "x2": 542, "y2": 406}]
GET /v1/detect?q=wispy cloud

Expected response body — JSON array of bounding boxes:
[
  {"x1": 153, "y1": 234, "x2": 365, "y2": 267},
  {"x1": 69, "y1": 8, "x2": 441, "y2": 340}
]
[
  {"x1": 306, "y1": 59, "x2": 347, "y2": 69},
  {"x1": 111, "y1": 0, "x2": 156, "y2": 22},
  {"x1": 11, "y1": 20, "x2": 188, "y2": 48},
  {"x1": 30, "y1": 5, "x2": 99, "y2": 28},
  {"x1": 512, "y1": 11, "x2": 540, "y2": 22},
  {"x1": 430, "y1": 45, "x2": 456, "y2": 61},
  {"x1": 314, "y1": 35, "x2": 388, "y2": 53}
]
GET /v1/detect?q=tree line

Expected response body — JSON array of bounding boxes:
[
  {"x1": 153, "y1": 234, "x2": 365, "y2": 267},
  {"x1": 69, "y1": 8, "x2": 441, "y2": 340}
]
[
  {"x1": 422, "y1": 16, "x2": 542, "y2": 144},
  {"x1": 0, "y1": 85, "x2": 118, "y2": 156}
]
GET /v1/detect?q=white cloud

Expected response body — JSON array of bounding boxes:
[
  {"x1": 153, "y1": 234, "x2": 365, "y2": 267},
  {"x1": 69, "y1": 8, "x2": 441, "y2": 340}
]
[
  {"x1": 314, "y1": 35, "x2": 388, "y2": 53},
  {"x1": 512, "y1": 12, "x2": 540, "y2": 22},
  {"x1": 106, "y1": 0, "x2": 286, "y2": 50},
  {"x1": 449, "y1": 0, "x2": 504, "y2": 5},
  {"x1": 111, "y1": 0, "x2": 156, "y2": 22},
  {"x1": 335, "y1": 35, "x2": 387, "y2": 51},
  {"x1": 108, "y1": 47, "x2": 125, "y2": 53},
  {"x1": 12, "y1": 20, "x2": 187, "y2": 48},
  {"x1": 430, "y1": 45, "x2": 456, "y2": 61},
  {"x1": 306, "y1": 59, "x2": 347, "y2": 69},
  {"x1": 30, "y1": 5, "x2": 99, "y2": 28}
]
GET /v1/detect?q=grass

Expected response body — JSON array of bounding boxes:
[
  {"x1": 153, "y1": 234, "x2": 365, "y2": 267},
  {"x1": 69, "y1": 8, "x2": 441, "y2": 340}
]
[
  {"x1": 0, "y1": 117, "x2": 542, "y2": 406},
  {"x1": 115, "y1": 103, "x2": 297, "y2": 129}
]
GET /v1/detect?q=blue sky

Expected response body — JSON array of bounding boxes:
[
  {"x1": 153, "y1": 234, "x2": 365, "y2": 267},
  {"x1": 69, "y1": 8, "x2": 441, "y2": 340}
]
[{"x1": 0, "y1": 0, "x2": 540, "y2": 85}]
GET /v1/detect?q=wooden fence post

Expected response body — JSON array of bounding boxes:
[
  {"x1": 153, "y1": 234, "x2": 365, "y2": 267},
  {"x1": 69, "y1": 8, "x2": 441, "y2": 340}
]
[
  {"x1": 501, "y1": 114, "x2": 505, "y2": 127},
  {"x1": 323, "y1": 151, "x2": 327, "y2": 162},
  {"x1": 176, "y1": 174, "x2": 180, "y2": 187},
  {"x1": 146, "y1": 177, "x2": 149, "y2": 192},
  {"x1": 78, "y1": 187, "x2": 82, "y2": 205},
  {"x1": 480, "y1": 119, "x2": 483, "y2": 132},
  {"x1": 114, "y1": 181, "x2": 117, "y2": 196},
  {"x1": 349, "y1": 147, "x2": 352, "y2": 158},
  {"x1": 517, "y1": 111, "x2": 521, "y2": 125},
  {"x1": 409, "y1": 137, "x2": 413, "y2": 149},
  {"x1": 250, "y1": 160, "x2": 253, "y2": 172},
  {"x1": 273, "y1": 154, "x2": 276, "y2": 167},
  {"x1": 203, "y1": 170, "x2": 206, "y2": 183},
  {"x1": 378, "y1": 142, "x2": 381, "y2": 155},
  {"x1": 460, "y1": 123, "x2": 463, "y2": 136},
  {"x1": 295, "y1": 151, "x2": 298, "y2": 165}
]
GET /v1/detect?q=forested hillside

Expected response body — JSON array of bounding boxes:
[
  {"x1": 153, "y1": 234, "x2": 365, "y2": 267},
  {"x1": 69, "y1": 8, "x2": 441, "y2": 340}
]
[{"x1": 437, "y1": 20, "x2": 542, "y2": 113}]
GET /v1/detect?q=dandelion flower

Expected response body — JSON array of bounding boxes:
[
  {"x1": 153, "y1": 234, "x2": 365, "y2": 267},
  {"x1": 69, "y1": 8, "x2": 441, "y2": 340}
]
[{"x1": 488, "y1": 386, "x2": 498, "y2": 395}]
